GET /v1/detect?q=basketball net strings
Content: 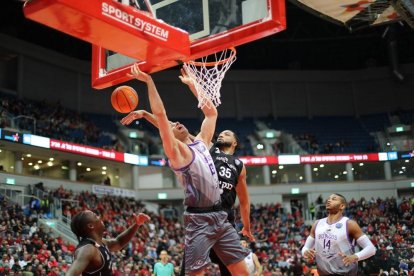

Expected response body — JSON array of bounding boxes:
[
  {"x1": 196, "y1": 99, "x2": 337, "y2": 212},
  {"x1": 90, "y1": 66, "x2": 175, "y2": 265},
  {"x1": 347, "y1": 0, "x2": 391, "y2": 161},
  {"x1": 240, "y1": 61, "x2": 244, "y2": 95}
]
[{"x1": 183, "y1": 49, "x2": 236, "y2": 109}]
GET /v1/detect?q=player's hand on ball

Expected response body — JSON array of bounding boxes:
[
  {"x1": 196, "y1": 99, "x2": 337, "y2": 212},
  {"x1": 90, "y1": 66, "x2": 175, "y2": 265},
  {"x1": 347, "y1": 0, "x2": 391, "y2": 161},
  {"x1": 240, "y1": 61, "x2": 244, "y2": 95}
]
[
  {"x1": 134, "y1": 213, "x2": 150, "y2": 225},
  {"x1": 120, "y1": 110, "x2": 145, "y2": 125},
  {"x1": 128, "y1": 63, "x2": 152, "y2": 83},
  {"x1": 303, "y1": 249, "x2": 316, "y2": 262}
]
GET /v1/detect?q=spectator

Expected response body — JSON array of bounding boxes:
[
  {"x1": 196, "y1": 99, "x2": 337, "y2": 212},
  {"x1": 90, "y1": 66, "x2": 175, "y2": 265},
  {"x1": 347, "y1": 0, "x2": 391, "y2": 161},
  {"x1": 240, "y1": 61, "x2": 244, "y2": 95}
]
[{"x1": 152, "y1": 250, "x2": 174, "y2": 276}]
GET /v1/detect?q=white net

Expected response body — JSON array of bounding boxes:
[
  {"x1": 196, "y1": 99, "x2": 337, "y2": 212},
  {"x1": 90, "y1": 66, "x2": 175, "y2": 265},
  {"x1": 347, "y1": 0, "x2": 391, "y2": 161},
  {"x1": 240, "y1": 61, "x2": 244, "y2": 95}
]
[{"x1": 183, "y1": 48, "x2": 236, "y2": 108}]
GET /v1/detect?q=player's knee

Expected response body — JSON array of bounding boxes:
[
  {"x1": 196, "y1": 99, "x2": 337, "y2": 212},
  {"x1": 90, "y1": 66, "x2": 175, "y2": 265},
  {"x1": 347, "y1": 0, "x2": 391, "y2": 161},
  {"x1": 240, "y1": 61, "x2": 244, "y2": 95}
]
[{"x1": 227, "y1": 260, "x2": 249, "y2": 276}]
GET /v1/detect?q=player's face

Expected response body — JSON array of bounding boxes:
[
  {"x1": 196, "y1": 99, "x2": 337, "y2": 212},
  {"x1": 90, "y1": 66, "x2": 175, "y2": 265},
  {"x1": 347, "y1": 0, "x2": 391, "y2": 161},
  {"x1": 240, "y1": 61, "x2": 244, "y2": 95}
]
[
  {"x1": 171, "y1": 122, "x2": 189, "y2": 141},
  {"x1": 325, "y1": 194, "x2": 345, "y2": 213},
  {"x1": 216, "y1": 130, "x2": 236, "y2": 148},
  {"x1": 86, "y1": 211, "x2": 105, "y2": 234},
  {"x1": 240, "y1": 240, "x2": 248, "y2": 248}
]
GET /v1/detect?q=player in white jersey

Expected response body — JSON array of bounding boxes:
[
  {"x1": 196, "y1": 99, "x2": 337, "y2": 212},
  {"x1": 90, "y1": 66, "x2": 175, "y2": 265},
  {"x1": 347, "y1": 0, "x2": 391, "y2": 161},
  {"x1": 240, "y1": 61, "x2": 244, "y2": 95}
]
[
  {"x1": 121, "y1": 64, "x2": 249, "y2": 276},
  {"x1": 240, "y1": 239, "x2": 262, "y2": 276},
  {"x1": 301, "y1": 193, "x2": 376, "y2": 276}
]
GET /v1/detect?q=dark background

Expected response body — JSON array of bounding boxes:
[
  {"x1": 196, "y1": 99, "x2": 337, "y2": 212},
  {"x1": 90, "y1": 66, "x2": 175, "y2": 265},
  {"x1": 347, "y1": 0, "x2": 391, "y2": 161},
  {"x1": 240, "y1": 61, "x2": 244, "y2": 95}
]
[{"x1": 1, "y1": 0, "x2": 414, "y2": 71}]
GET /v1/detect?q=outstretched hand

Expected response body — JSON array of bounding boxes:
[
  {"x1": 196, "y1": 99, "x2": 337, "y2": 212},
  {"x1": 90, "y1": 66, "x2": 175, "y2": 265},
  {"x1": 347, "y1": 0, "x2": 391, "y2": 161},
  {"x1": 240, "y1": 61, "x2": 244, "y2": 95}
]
[
  {"x1": 239, "y1": 227, "x2": 256, "y2": 242},
  {"x1": 178, "y1": 67, "x2": 195, "y2": 88},
  {"x1": 127, "y1": 63, "x2": 152, "y2": 83},
  {"x1": 134, "y1": 213, "x2": 150, "y2": 226},
  {"x1": 120, "y1": 110, "x2": 145, "y2": 125}
]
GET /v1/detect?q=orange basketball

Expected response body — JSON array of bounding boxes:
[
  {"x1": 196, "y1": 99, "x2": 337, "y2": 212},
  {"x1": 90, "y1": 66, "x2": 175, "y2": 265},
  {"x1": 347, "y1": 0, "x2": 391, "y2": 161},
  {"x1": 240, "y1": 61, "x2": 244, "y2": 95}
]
[{"x1": 111, "y1": 85, "x2": 139, "y2": 113}]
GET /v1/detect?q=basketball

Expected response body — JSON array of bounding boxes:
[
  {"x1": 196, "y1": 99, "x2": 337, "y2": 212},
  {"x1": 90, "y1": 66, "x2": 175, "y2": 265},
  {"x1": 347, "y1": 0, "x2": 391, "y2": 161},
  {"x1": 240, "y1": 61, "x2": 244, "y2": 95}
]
[{"x1": 111, "y1": 85, "x2": 139, "y2": 113}]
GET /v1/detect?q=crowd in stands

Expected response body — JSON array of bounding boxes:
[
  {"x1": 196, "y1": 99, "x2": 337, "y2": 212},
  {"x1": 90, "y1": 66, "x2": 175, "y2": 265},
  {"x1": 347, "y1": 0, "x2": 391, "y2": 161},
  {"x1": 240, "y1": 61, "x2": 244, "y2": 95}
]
[
  {"x1": 294, "y1": 133, "x2": 352, "y2": 154},
  {"x1": 1, "y1": 92, "x2": 401, "y2": 157},
  {"x1": 0, "y1": 96, "x2": 117, "y2": 149},
  {"x1": 0, "y1": 185, "x2": 406, "y2": 275},
  {"x1": 0, "y1": 193, "x2": 75, "y2": 275}
]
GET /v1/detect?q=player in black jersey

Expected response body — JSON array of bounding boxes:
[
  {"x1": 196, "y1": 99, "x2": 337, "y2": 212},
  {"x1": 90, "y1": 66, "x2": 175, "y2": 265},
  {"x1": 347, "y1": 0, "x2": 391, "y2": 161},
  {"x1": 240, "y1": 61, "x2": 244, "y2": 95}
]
[
  {"x1": 66, "y1": 210, "x2": 150, "y2": 276},
  {"x1": 208, "y1": 129, "x2": 255, "y2": 276}
]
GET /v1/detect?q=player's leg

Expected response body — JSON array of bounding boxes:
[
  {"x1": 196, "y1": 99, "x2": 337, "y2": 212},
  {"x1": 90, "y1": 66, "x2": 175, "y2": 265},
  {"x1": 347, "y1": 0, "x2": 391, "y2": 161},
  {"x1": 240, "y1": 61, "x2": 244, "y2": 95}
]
[
  {"x1": 212, "y1": 215, "x2": 250, "y2": 276},
  {"x1": 183, "y1": 214, "x2": 216, "y2": 275},
  {"x1": 209, "y1": 249, "x2": 232, "y2": 276}
]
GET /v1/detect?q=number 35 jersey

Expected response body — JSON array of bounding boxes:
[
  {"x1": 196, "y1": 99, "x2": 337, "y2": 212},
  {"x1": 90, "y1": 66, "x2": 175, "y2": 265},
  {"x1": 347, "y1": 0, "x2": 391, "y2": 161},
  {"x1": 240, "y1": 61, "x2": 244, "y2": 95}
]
[
  {"x1": 210, "y1": 147, "x2": 243, "y2": 210},
  {"x1": 314, "y1": 216, "x2": 358, "y2": 276}
]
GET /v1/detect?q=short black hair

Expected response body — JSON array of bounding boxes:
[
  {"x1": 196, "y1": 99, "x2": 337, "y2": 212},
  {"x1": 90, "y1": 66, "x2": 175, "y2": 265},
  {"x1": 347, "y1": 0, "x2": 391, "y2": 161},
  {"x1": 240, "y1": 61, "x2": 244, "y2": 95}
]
[
  {"x1": 70, "y1": 211, "x2": 93, "y2": 242},
  {"x1": 332, "y1": 193, "x2": 347, "y2": 205}
]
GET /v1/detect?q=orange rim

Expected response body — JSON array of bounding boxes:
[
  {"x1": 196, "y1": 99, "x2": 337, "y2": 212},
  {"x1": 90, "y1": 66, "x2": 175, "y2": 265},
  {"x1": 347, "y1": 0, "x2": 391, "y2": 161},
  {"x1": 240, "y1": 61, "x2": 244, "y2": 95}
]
[{"x1": 187, "y1": 47, "x2": 237, "y2": 67}]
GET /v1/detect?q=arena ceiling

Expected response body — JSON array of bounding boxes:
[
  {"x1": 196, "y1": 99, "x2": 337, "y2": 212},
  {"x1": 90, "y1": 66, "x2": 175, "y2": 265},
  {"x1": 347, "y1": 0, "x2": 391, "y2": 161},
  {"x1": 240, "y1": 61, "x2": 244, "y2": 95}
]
[{"x1": 0, "y1": 0, "x2": 414, "y2": 71}]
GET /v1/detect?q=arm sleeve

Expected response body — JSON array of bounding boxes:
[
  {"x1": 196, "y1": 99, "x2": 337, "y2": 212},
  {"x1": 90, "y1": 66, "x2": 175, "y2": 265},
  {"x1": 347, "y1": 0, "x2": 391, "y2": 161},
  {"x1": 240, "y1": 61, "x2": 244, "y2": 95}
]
[
  {"x1": 301, "y1": 236, "x2": 315, "y2": 255},
  {"x1": 355, "y1": 235, "x2": 376, "y2": 261}
]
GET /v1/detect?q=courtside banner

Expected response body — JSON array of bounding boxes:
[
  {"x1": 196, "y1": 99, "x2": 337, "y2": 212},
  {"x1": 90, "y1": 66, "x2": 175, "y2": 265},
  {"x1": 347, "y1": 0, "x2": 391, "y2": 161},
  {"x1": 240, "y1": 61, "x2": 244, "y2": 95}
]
[
  {"x1": 92, "y1": 184, "x2": 136, "y2": 198},
  {"x1": 49, "y1": 139, "x2": 124, "y2": 162},
  {"x1": 239, "y1": 156, "x2": 278, "y2": 165},
  {"x1": 300, "y1": 153, "x2": 380, "y2": 164},
  {"x1": 1, "y1": 129, "x2": 23, "y2": 143}
]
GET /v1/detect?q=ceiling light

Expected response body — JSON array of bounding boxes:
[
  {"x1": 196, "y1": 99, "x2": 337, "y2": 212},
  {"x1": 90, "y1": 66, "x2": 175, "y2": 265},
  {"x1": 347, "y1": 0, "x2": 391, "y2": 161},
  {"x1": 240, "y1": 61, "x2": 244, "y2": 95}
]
[
  {"x1": 102, "y1": 166, "x2": 107, "y2": 170},
  {"x1": 77, "y1": 162, "x2": 82, "y2": 166},
  {"x1": 28, "y1": 163, "x2": 33, "y2": 166},
  {"x1": 26, "y1": 154, "x2": 31, "y2": 157},
  {"x1": 86, "y1": 168, "x2": 91, "y2": 172},
  {"x1": 102, "y1": 171, "x2": 107, "y2": 175},
  {"x1": 47, "y1": 162, "x2": 53, "y2": 167},
  {"x1": 34, "y1": 165, "x2": 40, "y2": 170},
  {"x1": 49, "y1": 158, "x2": 54, "y2": 161},
  {"x1": 37, "y1": 160, "x2": 42, "y2": 164}
]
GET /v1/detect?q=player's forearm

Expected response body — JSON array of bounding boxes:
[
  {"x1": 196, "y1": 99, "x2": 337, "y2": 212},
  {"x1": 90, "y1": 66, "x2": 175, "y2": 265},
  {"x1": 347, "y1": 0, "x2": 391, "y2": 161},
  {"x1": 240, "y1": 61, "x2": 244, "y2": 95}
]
[
  {"x1": 142, "y1": 110, "x2": 159, "y2": 128},
  {"x1": 240, "y1": 200, "x2": 251, "y2": 229},
  {"x1": 146, "y1": 79, "x2": 167, "y2": 119},
  {"x1": 257, "y1": 265, "x2": 263, "y2": 275},
  {"x1": 115, "y1": 223, "x2": 140, "y2": 250}
]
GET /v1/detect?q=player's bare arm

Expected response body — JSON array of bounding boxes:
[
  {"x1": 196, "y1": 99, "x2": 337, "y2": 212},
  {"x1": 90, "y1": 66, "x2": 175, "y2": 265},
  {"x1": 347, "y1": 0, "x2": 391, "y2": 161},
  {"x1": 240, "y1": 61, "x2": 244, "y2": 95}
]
[
  {"x1": 104, "y1": 213, "x2": 150, "y2": 252},
  {"x1": 65, "y1": 245, "x2": 97, "y2": 276},
  {"x1": 236, "y1": 165, "x2": 255, "y2": 241},
  {"x1": 128, "y1": 64, "x2": 192, "y2": 168}
]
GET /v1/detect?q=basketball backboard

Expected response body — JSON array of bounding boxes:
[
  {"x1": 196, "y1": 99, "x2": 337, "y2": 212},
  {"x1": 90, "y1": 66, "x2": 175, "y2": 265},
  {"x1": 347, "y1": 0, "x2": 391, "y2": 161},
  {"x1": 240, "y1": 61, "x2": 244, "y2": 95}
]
[
  {"x1": 92, "y1": 0, "x2": 286, "y2": 89},
  {"x1": 23, "y1": 0, "x2": 286, "y2": 89}
]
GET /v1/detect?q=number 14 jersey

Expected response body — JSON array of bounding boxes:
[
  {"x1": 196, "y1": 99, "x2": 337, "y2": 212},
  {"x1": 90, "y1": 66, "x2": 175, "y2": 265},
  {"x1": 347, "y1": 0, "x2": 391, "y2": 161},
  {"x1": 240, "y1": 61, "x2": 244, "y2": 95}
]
[{"x1": 314, "y1": 216, "x2": 358, "y2": 276}]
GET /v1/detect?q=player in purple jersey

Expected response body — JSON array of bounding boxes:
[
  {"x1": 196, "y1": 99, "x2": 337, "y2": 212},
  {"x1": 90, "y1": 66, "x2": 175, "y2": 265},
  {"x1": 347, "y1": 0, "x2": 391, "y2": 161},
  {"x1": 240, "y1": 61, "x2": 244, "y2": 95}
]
[
  {"x1": 301, "y1": 193, "x2": 376, "y2": 276},
  {"x1": 121, "y1": 64, "x2": 249, "y2": 276}
]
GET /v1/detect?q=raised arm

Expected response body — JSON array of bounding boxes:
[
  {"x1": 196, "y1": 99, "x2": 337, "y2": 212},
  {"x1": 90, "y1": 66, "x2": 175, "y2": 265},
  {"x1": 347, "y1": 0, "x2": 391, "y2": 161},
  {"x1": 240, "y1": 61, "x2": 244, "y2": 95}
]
[
  {"x1": 104, "y1": 213, "x2": 150, "y2": 252},
  {"x1": 236, "y1": 165, "x2": 255, "y2": 241},
  {"x1": 128, "y1": 64, "x2": 191, "y2": 168},
  {"x1": 179, "y1": 68, "x2": 217, "y2": 145}
]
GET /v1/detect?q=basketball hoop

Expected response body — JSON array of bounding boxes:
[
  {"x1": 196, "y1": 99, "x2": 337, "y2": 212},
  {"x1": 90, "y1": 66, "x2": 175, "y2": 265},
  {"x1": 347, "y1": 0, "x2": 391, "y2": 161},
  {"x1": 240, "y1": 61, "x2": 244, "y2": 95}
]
[{"x1": 183, "y1": 47, "x2": 237, "y2": 108}]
